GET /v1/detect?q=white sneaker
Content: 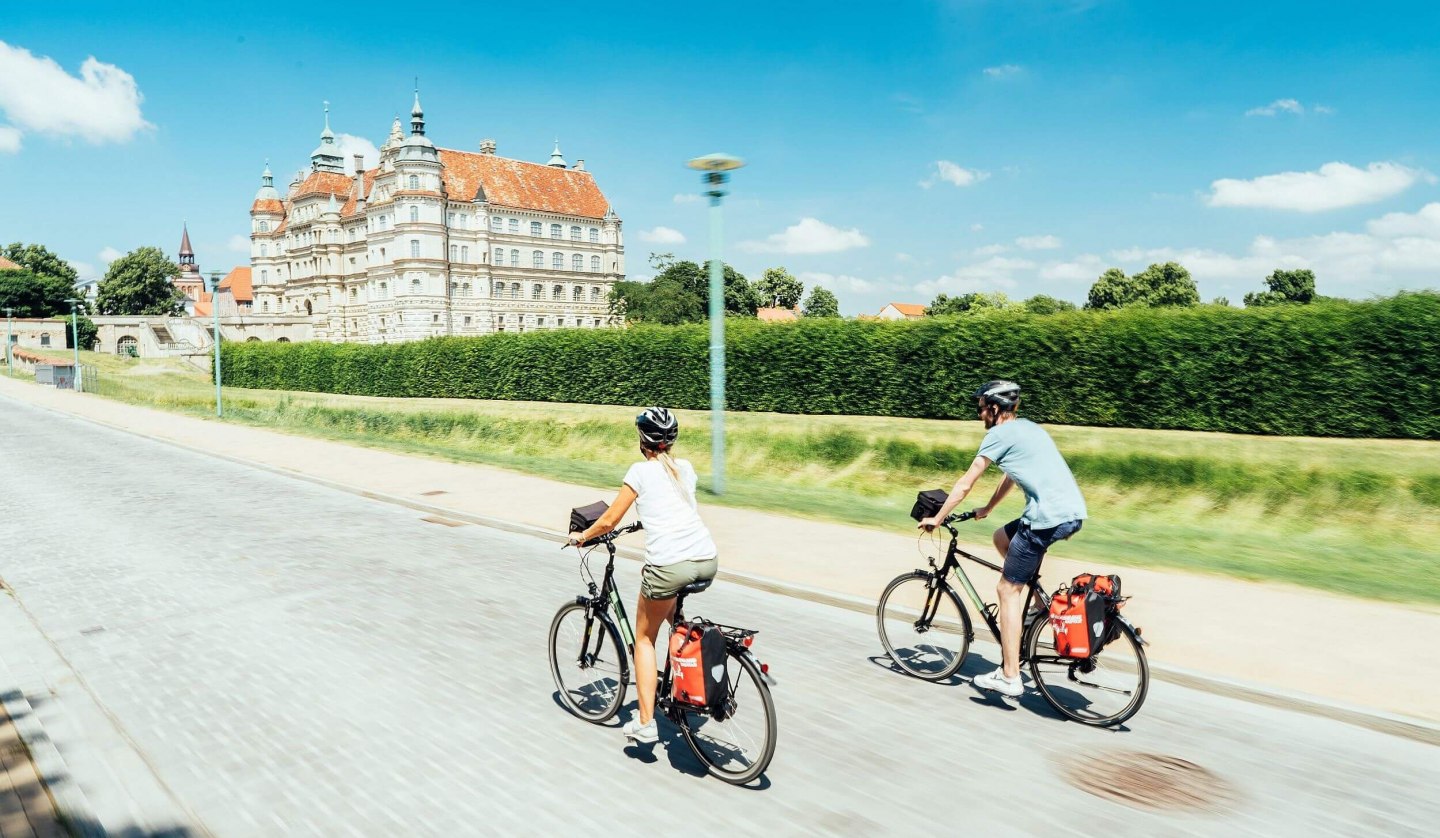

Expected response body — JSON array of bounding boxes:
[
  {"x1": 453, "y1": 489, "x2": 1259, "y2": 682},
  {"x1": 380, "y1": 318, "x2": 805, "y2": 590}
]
[
  {"x1": 623, "y1": 718, "x2": 658, "y2": 744},
  {"x1": 973, "y1": 667, "x2": 1024, "y2": 698}
]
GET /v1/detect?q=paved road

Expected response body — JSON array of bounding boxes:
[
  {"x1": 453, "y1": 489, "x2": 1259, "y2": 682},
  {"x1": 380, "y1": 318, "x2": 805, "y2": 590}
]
[{"x1": 0, "y1": 395, "x2": 1436, "y2": 837}]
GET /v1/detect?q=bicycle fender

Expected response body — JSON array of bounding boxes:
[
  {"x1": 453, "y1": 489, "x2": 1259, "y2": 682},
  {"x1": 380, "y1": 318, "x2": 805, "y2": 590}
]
[{"x1": 1116, "y1": 615, "x2": 1148, "y2": 646}]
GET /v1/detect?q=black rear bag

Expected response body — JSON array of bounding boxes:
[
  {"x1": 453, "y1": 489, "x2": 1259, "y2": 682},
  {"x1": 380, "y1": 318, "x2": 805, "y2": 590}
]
[
  {"x1": 570, "y1": 501, "x2": 609, "y2": 533},
  {"x1": 910, "y1": 489, "x2": 949, "y2": 522},
  {"x1": 699, "y1": 623, "x2": 731, "y2": 719}
]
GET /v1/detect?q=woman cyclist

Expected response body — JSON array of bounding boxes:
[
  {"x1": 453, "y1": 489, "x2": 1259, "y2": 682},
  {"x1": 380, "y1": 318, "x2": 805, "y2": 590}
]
[{"x1": 568, "y1": 407, "x2": 719, "y2": 744}]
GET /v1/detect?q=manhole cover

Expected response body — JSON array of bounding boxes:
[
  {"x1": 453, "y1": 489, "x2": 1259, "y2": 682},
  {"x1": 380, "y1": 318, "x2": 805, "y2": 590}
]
[{"x1": 1057, "y1": 752, "x2": 1237, "y2": 812}]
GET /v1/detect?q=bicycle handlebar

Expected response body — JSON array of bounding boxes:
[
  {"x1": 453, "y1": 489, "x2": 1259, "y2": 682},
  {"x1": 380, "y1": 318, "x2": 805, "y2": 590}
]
[{"x1": 571, "y1": 520, "x2": 643, "y2": 549}]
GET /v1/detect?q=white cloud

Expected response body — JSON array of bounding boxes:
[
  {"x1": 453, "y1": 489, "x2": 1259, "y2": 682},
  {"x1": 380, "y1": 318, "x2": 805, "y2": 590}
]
[
  {"x1": 0, "y1": 41, "x2": 149, "y2": 148},
  {"x1": 970, "y1": 223, "x2": 985, "y2": 232},
  {"x1": 921, "y1": 160, "x2": 990, "y2": 189},
  {"x1": 983, "y1": 64, "x2": 1023, "y2": 79},
  {"x1": 1015, "y1": 234, "x2": 1062, "y2": 250},
  {"x1": 798, "y1": 271, "x2": 884, "y2": 294},
  {"x1": 98, "y1": 246, "x2": 122, "y2": 264},
  {"x1": 1366, "y1": 202, "x2": 1440, "y2": 238},
  {"x1": 1313, "y1": 105, "x2": 1336, "y2": 115},
  {"x1": 1039, "y1": 253, "x2": 1106, "y2": 281},
  {"x1": 69, "y1": 261, "x2": 97, "y2": 280},
  {"x1": 334, "y1": 133, "x2": 378, "y2": 173},
  {"x1": 973, "y1": 243, "x2": 1008, "y2": 256},
  {"x1": 673, "y1": 193, "x2": 702, "y2": 204},
  {"x1": 914, "y1": 257, "x2": 1030, "y2": 297},
  {"x1": 895, "y1": 252, "x2": 915, "y2": 263},
  {"x1": 638, "y1": 226, "x2": 686, "y2": 244},
  {"x1": 739, "y1": 217, "x2": 870, "y2": 255},
  {"x1": 227, "y1": 234, "x2": 251, "y2": 252},
  {"x1": 1206, "y1": 161, "x2": 1433, "y2": 212},
  {"x1": 1245, "y1": 98, "x2": 1304, "y2": 117}
]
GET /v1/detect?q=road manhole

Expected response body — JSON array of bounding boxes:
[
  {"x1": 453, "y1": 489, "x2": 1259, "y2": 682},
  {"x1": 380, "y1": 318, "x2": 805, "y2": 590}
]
[{"x1": 1057, "y1": 752, "x2": 1237, "y2": 812}]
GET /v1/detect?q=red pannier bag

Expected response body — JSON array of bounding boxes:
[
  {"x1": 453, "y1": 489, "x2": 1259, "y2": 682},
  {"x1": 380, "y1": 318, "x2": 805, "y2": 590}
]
[
  {"x1": 669, "y1": 620, "x2": 728, "y2": 708},
  {"x1": 1049, "y1": 588, "x2": 1107, "y2": 659}
]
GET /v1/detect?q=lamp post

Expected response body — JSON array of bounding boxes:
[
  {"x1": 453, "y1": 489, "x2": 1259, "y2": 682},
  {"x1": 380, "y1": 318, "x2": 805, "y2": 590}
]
[
  {"x1": 65, "y1": 298, "x2": 82, "y2": 391},
  {"x1": 206, "y1": 271, "x2": 223, "y2": 417},
  {"x1": 685, "y1": 153, "x2": 746, "y2": 495},
  {"x1": 4, "y1": 306, "x2": 12, "y2": 375}
]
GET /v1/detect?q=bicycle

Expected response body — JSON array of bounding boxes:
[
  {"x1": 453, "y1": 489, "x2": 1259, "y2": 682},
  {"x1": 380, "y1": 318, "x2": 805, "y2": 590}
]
[
  {"x1": 876, "y1": 511, "x2": 1150, "y2": 727},
  {"x1": 547, "y1": 521, "x2": 778, "y2": 784}
]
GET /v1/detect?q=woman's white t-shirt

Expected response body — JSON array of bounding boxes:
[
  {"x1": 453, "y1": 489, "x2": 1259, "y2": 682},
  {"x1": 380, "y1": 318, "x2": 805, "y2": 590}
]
[{"x1": 622, "y1": 458, "x2": 718, "y2": 566}]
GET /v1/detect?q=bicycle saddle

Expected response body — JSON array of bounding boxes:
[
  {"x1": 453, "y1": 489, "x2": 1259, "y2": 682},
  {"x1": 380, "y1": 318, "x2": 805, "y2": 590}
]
[{"x1": 679, "y1": 579, "x2": 713, "y2": 596}]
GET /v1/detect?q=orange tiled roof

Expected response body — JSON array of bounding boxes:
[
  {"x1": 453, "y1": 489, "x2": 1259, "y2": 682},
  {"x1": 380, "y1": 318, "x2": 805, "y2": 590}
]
[
  {"x1": 295, "y1": 171, "x2": 355, "y2": 199},
  {"x1": 0, "y1": 256, "x2": 23, "y2": 271},
  {"x1": 757, "y1": 306, "x2": 800, "y2": 322},
  {"x1": 340, "y1": 169, "x2": 378, "y2": 217},
  {"x1": 220, "y1": 266, "x2": 252, "y2": 302},
  {"x1": 887, "y1": 302, "x2": 927, "y2": 317},
  {"x1": 251, "y1": 198, "x2": 285, "y2": 214},
  {"x1": 193, "y1": 289, "x2": 212, "y2": 317},
  {"x1": 439, "y1": 150, "x2": 610, "y2": 218}
]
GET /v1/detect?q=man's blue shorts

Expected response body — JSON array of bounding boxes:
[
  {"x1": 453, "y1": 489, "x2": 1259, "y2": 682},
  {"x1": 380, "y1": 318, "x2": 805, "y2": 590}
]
[{"x1": 1001, "y1": 518, "x2": 1083, "y2": 584}]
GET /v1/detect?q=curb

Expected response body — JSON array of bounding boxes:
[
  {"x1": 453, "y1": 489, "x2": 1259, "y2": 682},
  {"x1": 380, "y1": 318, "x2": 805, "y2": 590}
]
[{"x1": 7, "y1": 386, "x2": 1440, "y2": 747}]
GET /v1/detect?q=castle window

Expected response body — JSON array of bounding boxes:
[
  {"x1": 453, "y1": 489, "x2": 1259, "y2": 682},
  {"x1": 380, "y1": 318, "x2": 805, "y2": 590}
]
[
  {"x1": 493, "y1": 247, "x2": 503, "y2": 264},
  {"x1": 531, "y1": 221, "x2": 542, "y2": 237},
  {"x1": 508, "y1": 218, "x2": 519, "y2": 234},
  {"x1": 410, "y1": 239, "x2": 420, "y2": 257},
  {"x1": 572, "y1": 286, "x2": 583, "y2": 301},
  {"x1": 491, "y1": 216, "x2": 503, "y2": 230},
  {"x1": 494, "y1": 281, "x2": 504, "y2": 297},
  {"x1": 461, "y1": 246, "x2": 469, "y2": 262},
  {"x1": 552, "y1": 252, "x2": 563, "y2": 269},
  {"x1": 350, "y1": 288, "x2": 358, "y2": 300},
  {"x1": 451, "y1": 245, "x2": 459, "y2": 261},
  {"x1": 410, "y1": 205, "x2": 419, "y2": 223},
  {"x1": 447, "y1": 212, "x2": 456, "y2": 226},
  {"x1": 532, "y1": 250, "x2": 543, "y2": 268},
  {"x1": 589, "y1": 227, "x2": 599, "y2": 242},
  {"x1": 591, "y1": 286, "x2": 601, "y2": 302},
  {"x1": 532, "y1": 284, "x2": 542, "y2": 300},
  {"x1": 570, "y1": 226, "x2": 581, "y2": 241},
  {"x1": 259, "y1": 221, "x2": 269, "y2": 232},
  {"x1": 408, "y1": 175, "x2": 419, "y2": 190},
  {"x1": 550, "y1": 224, "x2": 562, "y2": 239},
  {"x1": 552, "y1": 284, "x2": 563, "y2": 300},
  {"x1": 572, "y1": 254, "x2": 583, "y2": 271},
  {"x1": 537, "y1": 317, "x2": 546, "y2": 328},
  {"x1": 263, "y1": 300, "x2": 270, "y2": 312},
  {"x1": 510, "y1": 282, "x2": 521, "y2": 299},
  {"x1": 460, "y1": 213, "x2": 469, "y2": 227},
  {"x1": 509, "y1": 249, "x2": 519, "y2": 266},
  {"x1": 411, "y1": 278, "x2": 422, "y2": 294},
  {"x1": 40, "y1": 333, "x2": 51, "y2": 346},
  {"x1": 260, "y1": 270, "x2": 268, "y2": 282},
  {"x1": 591, "y1": 255, "x2": 601, "y2": 272},
  {"x1": 462, "y1": 283, "x2": 471, "y2": 297}
]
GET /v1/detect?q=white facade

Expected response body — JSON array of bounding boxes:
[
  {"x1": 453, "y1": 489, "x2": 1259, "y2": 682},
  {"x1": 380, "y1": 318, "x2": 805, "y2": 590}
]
[{"x1": 249, "y1": 98, "x2": 625, "y2": 343}]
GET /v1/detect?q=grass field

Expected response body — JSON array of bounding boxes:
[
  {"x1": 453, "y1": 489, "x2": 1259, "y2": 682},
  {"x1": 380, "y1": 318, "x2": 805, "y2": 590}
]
[{"x1": 60, "y1": 350, "x2": 1440, "y2": 606}]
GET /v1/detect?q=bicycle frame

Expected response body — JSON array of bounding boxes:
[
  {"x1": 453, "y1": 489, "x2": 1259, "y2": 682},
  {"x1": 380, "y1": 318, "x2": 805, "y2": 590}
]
[{"x1": 924, "y1": 523, "x2": 1048, "y2": 653}]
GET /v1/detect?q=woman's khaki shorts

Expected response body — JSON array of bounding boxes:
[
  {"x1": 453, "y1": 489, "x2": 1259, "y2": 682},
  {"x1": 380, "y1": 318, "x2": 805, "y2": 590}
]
[{"x1": 640, "y1": 557, "x2": 719, "y2": 600}]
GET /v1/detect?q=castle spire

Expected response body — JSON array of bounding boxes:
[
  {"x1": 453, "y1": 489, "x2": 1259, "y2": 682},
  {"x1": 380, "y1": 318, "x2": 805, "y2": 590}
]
[
  {"x1": 310, "y1": 101, "x2": 344, "y2": 173},
  {"x1": 179, "y1": 223, "x2": 194, "y2": 257},
  {"x1": 548, "y1": 139, "x2": 567, "y2": 169},
  {"x1": 410, "y1": 87, "x2": 426, "y2": 136}
]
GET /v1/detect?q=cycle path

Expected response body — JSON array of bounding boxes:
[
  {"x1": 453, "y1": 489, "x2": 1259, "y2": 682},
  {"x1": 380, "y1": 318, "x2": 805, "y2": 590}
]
[
  {"x1": 0, "y1": 395, "x2": 1436, "y2": 836},
  {"x1": 1, "y1": 375, "x2": 1436, "y2": 727}
]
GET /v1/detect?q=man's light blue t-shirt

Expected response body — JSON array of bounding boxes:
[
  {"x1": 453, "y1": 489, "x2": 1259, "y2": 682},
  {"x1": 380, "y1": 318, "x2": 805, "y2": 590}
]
[{"x1": 978, "y1": 418, "x2": 1087, "y2": 529}]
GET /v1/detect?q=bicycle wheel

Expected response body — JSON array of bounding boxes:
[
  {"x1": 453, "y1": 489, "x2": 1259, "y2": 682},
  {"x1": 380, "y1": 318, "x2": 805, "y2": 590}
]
[
  {"x1": 1025, "y1": 614, "x2": 1149, "y2": 727},
  {"x1": 679, "y1": 651, "x2": 777, "y2": 786},
  {"x1": 876, "y1": 572, "x2": 972, "y2": 681},
  {"x1": 548, "y1": 602, "x2": 628, "y2": 723}
]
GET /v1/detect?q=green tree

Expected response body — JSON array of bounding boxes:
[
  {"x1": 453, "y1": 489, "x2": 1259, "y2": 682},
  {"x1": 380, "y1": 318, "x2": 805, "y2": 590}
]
[
  {"x1": 1084, "y1": 267, "x2": 1141, "y2": 310},
  {"x1": 1211, "y1": 296, "x2": 1232, "y2": 307},
  {"x1": 756, "y1": 267, "x2": 804, "y2": 309},
  {"x1": 96, "y1": 247, "x2": 184, "y2": 316},
  {"x1": 927, "y1": 291, "x2": 1014, "y2": 315},
  {"x1": 802, "y1": 286, "x2": 840, "y2": 318},
  {"x1": 2, "y1": 242, "x2": 78, "y2": 285},
  {"x1": 1244, "y1": 268, "x2": 1316, "y2": 307},
  {"x1": 608, "y1": 259, "x2": 757, "y2": 324},
  {"x1": 1022, "y1": 294, "x2": 1077, "y2": 315},
  {"x1": 0, "y1": 269, "x2": 77, "y2": 317},
  {"x1": 1132, "y1": 261, "x2": 1200, "y2": 307},
  {"x1": 67, "y1": 314, "x2": 98, "y2": 350}
]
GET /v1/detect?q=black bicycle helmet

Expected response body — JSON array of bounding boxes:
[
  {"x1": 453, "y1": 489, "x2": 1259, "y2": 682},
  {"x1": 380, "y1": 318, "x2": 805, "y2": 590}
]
[
  {"x1": 636, "y1": 406, "x2": 679, "y2": 450},
  {"x1": 973, "y1": 380, "x2": 1021, "y2": 409}
]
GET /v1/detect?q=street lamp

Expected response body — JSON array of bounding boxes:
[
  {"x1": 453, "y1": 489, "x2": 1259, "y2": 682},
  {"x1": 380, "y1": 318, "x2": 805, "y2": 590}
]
[
  {"x1": 4, "y1": 306, "x2": 12, "y2": 375},
  {"x1": 65, "y1": 298, "x2": 82, "y2": 391},
  {"x1": 685, "y1": 152, "x2": 746, "y2": 495},
  {"x1": 206, "y1": 271, "x2": 223, "y2": 417}
]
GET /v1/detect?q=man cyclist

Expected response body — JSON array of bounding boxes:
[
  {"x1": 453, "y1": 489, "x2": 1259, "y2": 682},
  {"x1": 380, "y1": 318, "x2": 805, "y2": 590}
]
[{"x1": 918, "y1": 380, "x2": 1087, "y2": 699}]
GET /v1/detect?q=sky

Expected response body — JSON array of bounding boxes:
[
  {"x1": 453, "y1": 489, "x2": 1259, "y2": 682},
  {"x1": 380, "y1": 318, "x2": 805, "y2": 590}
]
[{"x1": 1, "y1": 0, "x2": 1438, "y2": 315}]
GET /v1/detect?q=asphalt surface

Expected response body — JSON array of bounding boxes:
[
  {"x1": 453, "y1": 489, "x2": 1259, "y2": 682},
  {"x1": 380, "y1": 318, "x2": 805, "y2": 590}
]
[{"x1": 0, "y1": 393, "x2": 1435, "y2": 836}]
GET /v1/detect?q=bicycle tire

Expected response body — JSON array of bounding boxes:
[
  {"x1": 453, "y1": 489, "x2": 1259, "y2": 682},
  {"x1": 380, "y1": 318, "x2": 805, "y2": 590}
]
[
  {"x1": 1024, "y1": 613, "x2": 1149, "y2": 727},
  {"x1": 679, "y1": 651, "x2": 777, "y2": 786},
  {"x1": 548, "y1": 601, "x2": 629, "y2": 723},
  {"x1": 876, "y1": 572, "x2": 972, "y2": 682}
]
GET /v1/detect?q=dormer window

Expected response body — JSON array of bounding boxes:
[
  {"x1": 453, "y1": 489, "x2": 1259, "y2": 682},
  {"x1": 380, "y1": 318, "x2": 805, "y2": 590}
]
[{"x1": 259, "y1": 221, "x2": 269, "y2": 232}]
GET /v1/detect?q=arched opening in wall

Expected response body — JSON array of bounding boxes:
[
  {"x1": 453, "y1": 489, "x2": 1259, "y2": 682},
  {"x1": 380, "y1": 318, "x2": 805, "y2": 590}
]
[
  {"x1": 117, "y1": 335, "x2": 139, "y2": 357},
  {"x1": 246, "y1": 337, "x2": 261, "y2": 342},
  {"x1": 277, "y1": 337, "x2": 291, "y2": 343},
  {"x1": 304, "y1": 299, "x2": 313, "y2": 315}
]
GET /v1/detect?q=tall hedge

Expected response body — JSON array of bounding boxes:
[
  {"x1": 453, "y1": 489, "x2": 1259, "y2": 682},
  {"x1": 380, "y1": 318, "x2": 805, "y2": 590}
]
[{"x1": 221, "y1": 293, "x2": 1440, "y2": 439}]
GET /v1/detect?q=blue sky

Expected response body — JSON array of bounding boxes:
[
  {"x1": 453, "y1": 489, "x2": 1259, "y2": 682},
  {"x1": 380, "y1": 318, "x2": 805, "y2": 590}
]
[{"x1": 2, "y1": 0, "x2": 1438, "y2": 314}]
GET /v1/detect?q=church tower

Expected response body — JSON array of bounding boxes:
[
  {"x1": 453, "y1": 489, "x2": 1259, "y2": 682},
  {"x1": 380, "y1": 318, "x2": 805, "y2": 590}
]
[{"x1": 174, "y1": 224, "x2": 205, "y2": 303}]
